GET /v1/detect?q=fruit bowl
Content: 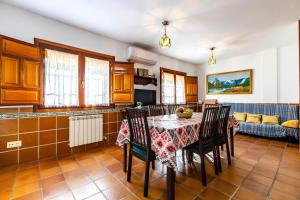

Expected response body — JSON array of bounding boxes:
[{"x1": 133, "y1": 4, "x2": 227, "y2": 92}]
[{"x1": 176, "y1": 107, "x2": 193, "y2": 118}]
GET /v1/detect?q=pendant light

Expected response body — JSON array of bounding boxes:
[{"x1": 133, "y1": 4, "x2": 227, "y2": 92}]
[
  {"x1": 208, "y1": 47, "x2": 216, "y2": 65},
  {"x1": 159, "y1": 20, "x2": 171, "y2": 49}
]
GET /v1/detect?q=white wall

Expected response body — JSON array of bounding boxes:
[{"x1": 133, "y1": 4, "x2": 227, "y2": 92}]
[
  {"x1": 0, "y1": 3, "x2": 197, "y2": 104},
  {"x1": 197, "y1": 44, "x2": 299, "y2": 103}
]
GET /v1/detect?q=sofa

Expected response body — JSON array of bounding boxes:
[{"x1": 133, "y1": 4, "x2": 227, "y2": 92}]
[{"x1": 224, "y1": 103, "x2": 299, "y2": 140}]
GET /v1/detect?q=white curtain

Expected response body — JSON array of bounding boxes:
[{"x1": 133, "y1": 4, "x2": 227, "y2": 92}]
[
  {"x1": 84, "y1": 57, "x2": 110, "y2": 106},
  {"x1": 176, "y1": 75, "x2": 186, "y2": 104},
  {"x1": 162, "y1": 72, "x2": 175, "y2": 104},
  {"x1": 44, "y1": 49, "x2": 79, "y2": 107}
]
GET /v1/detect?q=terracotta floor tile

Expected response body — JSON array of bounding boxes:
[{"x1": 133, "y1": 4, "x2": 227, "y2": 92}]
[
  {"x1": 40, "y1": 166, "x2": 61, "y2": 178},
  {"x1": 181, "y1": 177, "x2": 205, "y2": 194},
  {"x1": 218, "y1": 171, "x2": 244, "y2": 186},
  {"x1": 14, "y1": 173, "x2": 40, "y2": 187},
  {"x1": 209, "y1": 178, "x2": 238, "y2": 196},
  {"x1": 246, "y1": 172, "x2": 273, "y2": 187},
  {"x1": 72, "y1": 182, "x2": 99, "y2": 200},
  {"x1": 242, "y1": 179, "x2": 269, "y2": 196},
  {"x1": 234, "y1": 187, "x2": 266, "y2": 200},
  {"x1": 275, "y1": 173, "x2": 300, "y2": 187},
  {"x1": 103, "y1": 184, "x2": 130, "y2": 200},
  {"x1": 42, "y1": 181, "x2": 70, "y2": 199},
  {"x1": 66, "y1": 174, "x2": 92, "y2": 190},
  {"x1": 46, "y1": 191, "x2": 74, "y2": 200},
  {"x1": 95, "y1": 174, "x2": 120, "y2": 190},
  {"x1": 107, "y1": 162, "x2": 123, "y2": 173},
  {"x1": 272, "y1": 180, "x2": 300, "y2": 199},
  {"x1": 12, "y1": 181, "x2": 41, "y2": 199},
  {"x1": 63, "y1": 168, "x2": 86, "y2": 180},
  {"x1": 199, "y1": 187, "x2": 230, "y2": 200},
  {"x1": 41, "y1": 174, "x2": 65, "y2": 188},
  {"x1": 0, "y1": 189, "x2": 11, "y2": 200},
  {"x1": 268, "y1": 188, "x2": 298, "y2": 200},
  {"x1": 12, "y1": 190, "x2": 42, "y2": 200},
  {"x1": 173, "y1": 185, "x2": 198, "y2": 200},
  {"x1": 0, "y1": 135, "x2": 298, "y2": 200},
  {"x1": 84, "y1": 192, "x2": 106, "y2": 200}
]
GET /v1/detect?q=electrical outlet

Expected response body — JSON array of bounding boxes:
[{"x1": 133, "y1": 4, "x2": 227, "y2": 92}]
[{"x1": 7, "y1": 141, "x2": 22, "y2": 148}]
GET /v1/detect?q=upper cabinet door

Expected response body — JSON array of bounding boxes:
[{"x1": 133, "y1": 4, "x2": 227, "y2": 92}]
[
  {"x1": 22, "y1": 60, "x2": 40, "y2": 89},
  {"x1": 123, "y1": 73, "x2": 133, "y2": 92},
  {"x1": 1, "y1": 56, "x2": 21, "y2": 87},
  {"x1": 112, "y1": 73, "x2": 123, "y2": 92},
  {"x1": 2, "y1": 39, "x2": 40, "y2": 60}
]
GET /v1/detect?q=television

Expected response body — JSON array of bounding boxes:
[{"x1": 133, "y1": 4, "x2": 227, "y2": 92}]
[{"x1": 134, "y1": 89, "x2": 156, "y2": 106}]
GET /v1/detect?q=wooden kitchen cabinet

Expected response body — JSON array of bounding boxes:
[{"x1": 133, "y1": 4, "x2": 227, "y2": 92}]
[
  {"x1": 185, "y1": 76, "x2": 198, "y2": 103},
  {"x1": 111, "y1": 62, "x2": 134, "y2": 104},
  {"x1": 1, "y1": 56, "x2": 21, "y2": 87},
  {"x1": 0, "y1": 37, "x2": 41, "y2": 105},
  {"x1": 22, "y1": 60, "x2": 40, "y2": 89}
]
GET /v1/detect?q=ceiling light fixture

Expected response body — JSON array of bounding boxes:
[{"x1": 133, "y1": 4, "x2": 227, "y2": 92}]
[
  {"x1": 208, "y1": 47, "x2": 216, "y2": 65},
  {"x1": 159, "y1": 20, "x2": 171, "y2": 49}
]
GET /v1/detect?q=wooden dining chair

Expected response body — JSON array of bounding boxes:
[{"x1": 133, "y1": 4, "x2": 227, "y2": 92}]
[
  {"x1": 148, "y1": 105, "x2": 165, "y2": 116},
  {"x1": 183, "y1": 106, "x2": 220, "y2": 186},
  {"x1": 126, "y1": 108, "x2": 156, "y2": 197},
  {"x1": 167, "y1": 104, "x2": 179, "y2": 114},
  {"x1": 214, "y1": 105, "x2": 231, "y2": 172}
]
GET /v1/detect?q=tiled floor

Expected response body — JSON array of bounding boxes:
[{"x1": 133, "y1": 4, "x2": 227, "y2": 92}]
[{"x1": 0, "y1": 134, "x2": 299, "y2": 200}]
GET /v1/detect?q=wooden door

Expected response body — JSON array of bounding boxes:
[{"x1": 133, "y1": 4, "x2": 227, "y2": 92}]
[
  {"x1": 112, "y1": 73, "x2": 123, "y2": 92},
  {"x1": 22, "y1": 60, "x2": 40, "y2": 89},
  {"x1": 123, "y1": 73, "x2": 132, "y2": 92},
  {"x1": 185, "y1": 76, "x2": 198, "y2": 103},
  {"x1": 1, "y1": 56, "x2": 21, "y2": 87}
]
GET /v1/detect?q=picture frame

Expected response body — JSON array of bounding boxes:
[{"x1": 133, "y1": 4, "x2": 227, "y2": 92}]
[{"x1": 206, "y1": 69, "x2": 253, "y2": 94}]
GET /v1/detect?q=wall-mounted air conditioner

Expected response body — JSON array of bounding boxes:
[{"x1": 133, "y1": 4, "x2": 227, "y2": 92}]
[{"x1": 127, "y1": 46, "x2": 158, "y2": 66}]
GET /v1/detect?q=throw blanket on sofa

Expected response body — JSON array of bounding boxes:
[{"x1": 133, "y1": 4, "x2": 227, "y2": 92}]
[{"x1": 225, "y1": 103, "x2": 299, "y2": 140}]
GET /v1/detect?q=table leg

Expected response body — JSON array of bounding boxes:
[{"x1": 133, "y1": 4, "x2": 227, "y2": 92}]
[
  {"x1": 167, "y1": 166, "x2": 175, "y2": 200},
  {"x1": 229, "y1": 127, "x2": 234, "y2": 157},
  {"x1": 123, "y1": 143, "x2": 127, "y2": 172}
]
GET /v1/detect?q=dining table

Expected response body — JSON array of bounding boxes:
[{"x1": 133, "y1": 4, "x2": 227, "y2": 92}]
[{"x1": 116, "y1": 112, "x2": 234, "y2": 200}]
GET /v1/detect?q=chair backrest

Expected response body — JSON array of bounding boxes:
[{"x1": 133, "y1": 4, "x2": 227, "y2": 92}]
[
  {"x1": 216, "y1": 106, "x2": 231, "y2": 137},
  {"x1": 168, "y1": 104, "x2": 179, "y2": 114},
  {"x1": 202, "y1": 99, "x2": 218, "y2": 112},
  {"x1": 126, "y1": 108, "x2": 151, "y2": 151},
  {"x1": 199, "y1": 106, "x2": 219, "y2": 144},
  {"x1": 148, "y1": 105, "x2": 165, "y2": 116}
]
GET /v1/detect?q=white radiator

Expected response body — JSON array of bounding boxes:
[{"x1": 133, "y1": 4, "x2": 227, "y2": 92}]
[{"x1": 69, "y1": 114, "x2": 103, "y2": 147}]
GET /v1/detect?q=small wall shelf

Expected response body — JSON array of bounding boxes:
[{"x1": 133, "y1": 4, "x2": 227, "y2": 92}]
[{"x1": 134, "y1": 76, "x2": 157, "y2": 86}]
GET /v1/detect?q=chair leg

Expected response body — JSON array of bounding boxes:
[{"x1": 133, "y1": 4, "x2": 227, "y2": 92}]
[
  {"x1": 213, "y1": 148, "x2": 219, "y2": 175},
  {"x1": 152, "y1": 160, "x2": 155, "y2": 170},
  {"x1": 200, "y1": 153, "x2": 207, "y2": 186},
  {"x1": 144, "y1": 160, "x2": 150, "y2": 197},
  {"x1": 226, "y1": 141, "x2": 232, "y2": 165},
  {"x1": 216, "y1": 146, "x2": 222, "y2": 173},
  {"x1": 221, "y1": 145, "x2": 224, "y2": 151},
  {"x1": 182, "y1": 149, "x2": 185, "y2": 163},
  {"x1": 127, "y1": 151, "x2": 132, "y2": 182}
]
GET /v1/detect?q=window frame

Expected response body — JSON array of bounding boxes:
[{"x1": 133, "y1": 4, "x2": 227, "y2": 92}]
[
  {"x1": 34, "y1": 38, "x2": 115, "y2": 110},
  {"x1": 160, "y1": 67, "x2": 186, "y2": 104}
]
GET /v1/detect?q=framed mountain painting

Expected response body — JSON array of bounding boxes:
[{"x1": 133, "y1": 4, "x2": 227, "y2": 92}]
[{"x1": 206, "y1": 69, "x2": 253, "y2": 94}]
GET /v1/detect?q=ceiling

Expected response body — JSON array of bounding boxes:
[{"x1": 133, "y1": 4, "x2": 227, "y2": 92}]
[{"x1": 2, "y1": 0, "x2": 300, "y2": 64}]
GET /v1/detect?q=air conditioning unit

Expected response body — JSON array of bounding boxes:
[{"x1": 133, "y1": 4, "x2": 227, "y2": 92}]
[{"x1": 127, "y1": 46, "x2": 158, "y2": 66}]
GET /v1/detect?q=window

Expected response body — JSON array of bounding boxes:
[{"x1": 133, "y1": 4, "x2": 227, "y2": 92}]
[
  {"x1": 44, "y1": 49, "x2": 79, "y2": 107},
  {"x1": 161, "y1": 72, "x2": 175, "y2": 104},
  {"x1": 84, "y1": 57, "x2": 110, "y2": 106},
  {"x1": 176, "y1": 75, "x2": 186, "y2": 104},
  {"x1": 160, "y1": 68, "x2": 186, "y2": 104},
  {"x1": 39, "y1": 39, "x2": 114, "y2": 108}
]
